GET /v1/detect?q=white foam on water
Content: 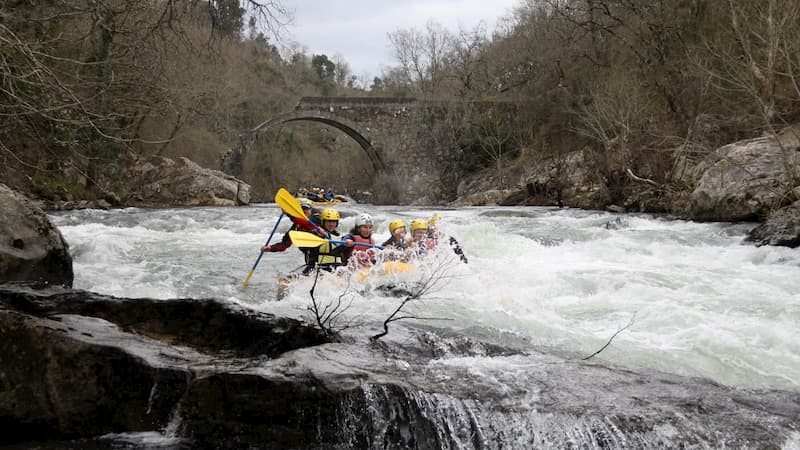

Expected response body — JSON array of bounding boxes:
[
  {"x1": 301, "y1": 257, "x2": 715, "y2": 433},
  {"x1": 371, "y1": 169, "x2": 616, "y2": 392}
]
[{"x1": 51, "y1": 204, "x2": 800, "y2": 392}]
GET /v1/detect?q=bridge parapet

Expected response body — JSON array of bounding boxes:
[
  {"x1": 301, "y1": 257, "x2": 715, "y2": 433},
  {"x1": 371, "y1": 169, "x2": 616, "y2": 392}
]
[
  {"x1": 298, "y1": 97, "x2": 417, "y2": 106},
  {"x1": 223, "y1": 97, "x2": 516, "y2": 203}
]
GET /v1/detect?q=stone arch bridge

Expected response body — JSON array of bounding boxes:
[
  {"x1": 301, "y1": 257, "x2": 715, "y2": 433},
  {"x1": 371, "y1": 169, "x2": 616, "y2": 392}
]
[{"x1": 221, "y1": 97, "x2": 514, "y2": 203}]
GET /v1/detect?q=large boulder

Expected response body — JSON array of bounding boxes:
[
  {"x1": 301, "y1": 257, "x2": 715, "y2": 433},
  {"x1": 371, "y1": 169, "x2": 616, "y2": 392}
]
[
  {"x1": 689, "y1": 126, "x2": 800, "y2": 221},
  {"x1": 462, "y1": 149, "x2": 609, "y2": 209},
  {"x1": 0, "y1": 284, "x2": 330, "y2": 446},
  {"x1": 126, "y1": 156, "x2": 251, "y2": 207},
  {"x1": 746, "y1": 200, "x2": 800, "y2": 248},
  {"x1": 0, "y1": 184, "x2": 73, "y2": 287}
]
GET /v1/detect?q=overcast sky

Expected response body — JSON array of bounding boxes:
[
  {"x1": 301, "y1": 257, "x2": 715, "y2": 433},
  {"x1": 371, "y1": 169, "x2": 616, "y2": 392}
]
[{"x1": 280, "y1": 0, "x2": 521, "y2": 82}]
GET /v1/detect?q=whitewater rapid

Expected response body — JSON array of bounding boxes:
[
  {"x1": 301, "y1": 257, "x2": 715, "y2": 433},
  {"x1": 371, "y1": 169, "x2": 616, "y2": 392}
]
[{"x1": 50, "y1": 204, "x2": 800, "y2": 393}]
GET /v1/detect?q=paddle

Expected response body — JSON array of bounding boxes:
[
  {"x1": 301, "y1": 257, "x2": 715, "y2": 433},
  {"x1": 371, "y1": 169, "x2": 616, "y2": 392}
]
[
  {"x1": 289, "y1": 230, "x2": 385, "y2": 249},
  {"x1": 242, "y1": 213, "x2": 283, "y2": 287},
  {"x1": 275, "y1": 187, "x2": 322, "y2": 232},
  {"x1": 275, "y1": 187, "x2": 306, "y2": 219}
]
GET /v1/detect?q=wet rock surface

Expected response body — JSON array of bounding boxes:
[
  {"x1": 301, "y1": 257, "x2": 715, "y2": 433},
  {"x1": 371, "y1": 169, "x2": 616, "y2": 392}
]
[
  {"x1": 746, "y1": 200, "x2": 800, "y2": 248},
  {"x1": 0, "y1": 282, "x2": 330, "y2": 447},
  {"x1": 0, "y1": 183, "x2": 73, "y2": 287},
  {"x1": 125, "y1": 156, "x2": 251, "y2": 207},
  {"x1": 689, "y1": 132, "x2": 800, "y2": 221},
  {"x1": 1, "y1": 282, "x2": 799, "y2": 448}
]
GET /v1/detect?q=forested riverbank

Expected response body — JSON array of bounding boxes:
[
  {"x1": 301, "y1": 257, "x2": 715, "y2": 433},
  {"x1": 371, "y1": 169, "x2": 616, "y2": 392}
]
[{"x1": 1, "y1": 1, "x2": 798, "y2": 227}]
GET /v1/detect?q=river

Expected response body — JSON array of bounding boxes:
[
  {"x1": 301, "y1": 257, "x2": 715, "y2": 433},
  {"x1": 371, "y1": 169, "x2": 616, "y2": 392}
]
[{"x1": 49, "y1": 203, "x2": 800, "y2": 396}]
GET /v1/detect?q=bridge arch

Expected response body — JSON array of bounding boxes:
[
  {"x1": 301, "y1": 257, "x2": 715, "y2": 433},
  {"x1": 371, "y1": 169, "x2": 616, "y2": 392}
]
[
  {"x1": 222, "y1": 96, "x2": 506, "y2": 203},
  {"x1": 250, "y1": 110, "x2": 385, "y2": 171}
]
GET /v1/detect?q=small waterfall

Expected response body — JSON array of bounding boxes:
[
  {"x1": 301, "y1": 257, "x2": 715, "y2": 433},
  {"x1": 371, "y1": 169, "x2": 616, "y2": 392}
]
[
  {"x1": 161, "y1": 369, "x2": 196, "y2": 439},
  {"x1": 162, "y1": 404, "x2": 183, "y2": 438},
  {"x1": 146, "y1": 376, "x2": 159, "y2": 415},
  {"x1": 336, "y1": 384, "x2": 717, "y2": 449}
]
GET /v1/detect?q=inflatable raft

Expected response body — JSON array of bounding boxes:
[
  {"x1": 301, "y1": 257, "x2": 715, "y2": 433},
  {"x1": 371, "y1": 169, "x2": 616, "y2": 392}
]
[{"x1": 277, "y1": 260, "x2": 418, "y2": 299}]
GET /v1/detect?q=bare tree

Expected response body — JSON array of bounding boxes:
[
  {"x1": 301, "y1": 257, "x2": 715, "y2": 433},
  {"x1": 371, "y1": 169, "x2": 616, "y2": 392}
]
[
  {"x1": 238, "y1": 0, "x2": 291, "y2": 41},
  {"x1": 446, "y1": 23, "x2": 491, "y2": 99},
  {"x1": 573, "y1": 74, "x2": 653, "y2": 180},
  {"x1": 306, "y1": 268, "x2": 359, "y2": 340},
  {"x1": 388, "y1": 20, "x2": 455, "y2": 96},
  {"x1": 297, "y1": 253, "x2": 457, "y2": 342},
  {"x1": 0, "y1": 0, "x2": 291, "y2": 190},
  {"x1": 371, "y1": 257, "x2": 455, "y2": 342},
  {"x1": 473, "y1": 105, "x2": 519, "y2": 188},
  {"x1": 692, "y1": 0, "x2": 800, "y2": 202},
  {"x1": 331, "y1": 52, "x2": 351, "y2": 87},
  {"x1": 697, "y1": 0, "x2": 800, "y2": 130}
]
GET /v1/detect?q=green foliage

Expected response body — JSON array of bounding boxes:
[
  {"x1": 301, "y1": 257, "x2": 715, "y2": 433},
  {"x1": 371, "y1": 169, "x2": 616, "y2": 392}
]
[
  {"x1": 30, "y1": 171, "x2": 89, "y2": 202},
  {"x1": 209, "y1": 0, "x2": 246, "y2": 37},
  {"x1": 311, "y1": 54, "x2": 336, "y2": 81}
]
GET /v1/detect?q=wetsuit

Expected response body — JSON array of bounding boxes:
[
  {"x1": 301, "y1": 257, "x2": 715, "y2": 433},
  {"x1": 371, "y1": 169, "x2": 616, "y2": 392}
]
[{"x1": 264, "y1": 214, "x2": 321, "y2": 253}]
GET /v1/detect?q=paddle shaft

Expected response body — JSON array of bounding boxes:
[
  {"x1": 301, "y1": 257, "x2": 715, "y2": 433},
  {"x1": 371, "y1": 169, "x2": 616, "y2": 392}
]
[
  {"x1": 242, "y1": 213, "x2": 283, "y2": 286},
  {"x1": 289, "y1": 230, "x2": 384, "y2": 249},
  {"x1": 329, "y1": 239, "x2": 384, "y2": 249}
]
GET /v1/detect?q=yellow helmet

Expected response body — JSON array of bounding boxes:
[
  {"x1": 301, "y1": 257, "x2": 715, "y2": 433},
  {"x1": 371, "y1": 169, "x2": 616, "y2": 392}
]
[
  {"x1": 296, "y1": 197, "x2": 312, "y2": 208},
  {"x1": 410, "y1": 219, "x2": 428, "y2": 233},
  {"x1": 389, "y1": 219, "x2": 406, "y2": 234},
  {"x1": 428, "y1": 213, "x2": 442, "y2": 227},
  {"x1": 320, "y1": 208, "x2": 340, "y2": 221}
]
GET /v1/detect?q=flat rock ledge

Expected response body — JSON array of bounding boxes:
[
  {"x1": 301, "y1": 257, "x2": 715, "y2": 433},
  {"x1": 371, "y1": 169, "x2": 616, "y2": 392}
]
[{"x1": 2, "y1": 282, "x2": 799, "y2": 448}]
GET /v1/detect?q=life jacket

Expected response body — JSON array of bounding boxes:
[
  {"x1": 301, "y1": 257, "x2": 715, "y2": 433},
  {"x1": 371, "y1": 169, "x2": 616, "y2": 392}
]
[
  {"x1": 316, "y1": 230, "x2": 344, "y2": 265},
  {"x1": 349, "y1": 234, "x2": 376, "y2": 268},
  {"x1": 381, "y1": 236, "x2": 407, "y2": 250}
]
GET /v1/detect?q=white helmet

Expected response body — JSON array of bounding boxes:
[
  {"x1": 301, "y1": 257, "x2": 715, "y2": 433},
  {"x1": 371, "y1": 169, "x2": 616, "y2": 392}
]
[{"x1": 355, "y1": 213, "x2": 374, "y2": 227}]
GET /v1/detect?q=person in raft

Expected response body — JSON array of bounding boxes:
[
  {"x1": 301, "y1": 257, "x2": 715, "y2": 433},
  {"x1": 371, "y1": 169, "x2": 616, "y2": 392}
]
[
  {"x1": 406, "y1": 218, "x2": 436, "y2": 256},
  {"x1": 379, "y1": 219, "x2": 410, "y2": 261},
  {"x1": 261, "y1": 197, "x2": 321, "y2": 256},
  {"x1": 427, "y1": 214, "x2": 468, "y2": 263},
  {"x1": 340, "y1": 213, "x2": 378, "y2": 268},
  {"x1": 303, "y1": 208, "x2": 348, "y2": 274},
  {"x1": 382, "y1": 219, "x2": 408, "y2": 250}
]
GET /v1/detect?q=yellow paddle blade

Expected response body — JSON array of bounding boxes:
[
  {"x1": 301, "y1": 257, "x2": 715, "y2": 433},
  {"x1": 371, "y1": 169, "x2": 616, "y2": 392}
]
[
  {"x1": 289, "y1": 230, "x2": 327, "y2": 248},
  {"x1": 242, "y1": 268, "x2": 255, "y2": 287},
  {"x1": 275, "y1": 188, "x2": 308, "y2": 220}
]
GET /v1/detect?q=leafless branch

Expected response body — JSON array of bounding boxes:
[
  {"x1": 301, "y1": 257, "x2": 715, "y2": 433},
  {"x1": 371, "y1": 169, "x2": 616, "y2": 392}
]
[
  {"x1": 370, "y1": 258, "x2": 454, "y2": 342},
  {"x1": 582, "y1": 312, "x2": 636, "y2": 361},
  {"x1": 306, "y1": 268, "x2": 359, "y2": 340}
]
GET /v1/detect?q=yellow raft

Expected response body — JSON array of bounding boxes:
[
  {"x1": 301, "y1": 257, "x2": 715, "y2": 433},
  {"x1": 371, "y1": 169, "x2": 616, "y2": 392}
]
[
  {"x1": 356, "y1": 260, "x2": 414, "y2": 281},
  {"x1": 277, "y1": 261, "x2": 416, "y2": 299},
  {"x1": 308, "y1": 198, "x2": 343, "y2": 207}
]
